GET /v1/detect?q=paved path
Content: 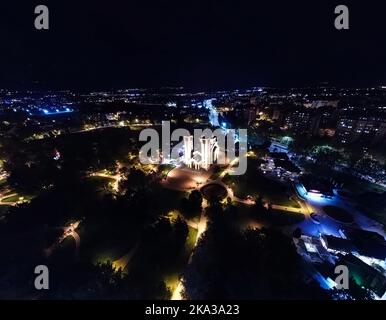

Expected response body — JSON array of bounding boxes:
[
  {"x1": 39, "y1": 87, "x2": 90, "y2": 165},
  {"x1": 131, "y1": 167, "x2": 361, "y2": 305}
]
[
  {"x1": 0, "y1": 193, "x2": 18, "y2": 206},
  {"x1": 90, "y1": 171, "x2": 122, "y2": 192},
  {"x1": 44, "y1": 221, "x2": 81, "y2": 259},
  {"x1": 171, "y1": 200, "x2": 209, "y2": 300},
  {"x1": 269, "y1": 203, "x2": 304, "y2": 214}
]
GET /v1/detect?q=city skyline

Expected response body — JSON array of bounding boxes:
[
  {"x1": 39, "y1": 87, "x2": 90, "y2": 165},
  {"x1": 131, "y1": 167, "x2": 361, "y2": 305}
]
[{"x1": 1, "y1": 84, "x2": 386, "y2": 301}]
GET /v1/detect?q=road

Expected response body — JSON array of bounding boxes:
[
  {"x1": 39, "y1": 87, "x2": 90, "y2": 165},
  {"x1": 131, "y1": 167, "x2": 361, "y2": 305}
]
[
  {"x1": 90, "y1": 170, "x2": 122, "y2": 193},
  {"x1": 44, "y1": 221, "x2": 81, "y2": 259}
]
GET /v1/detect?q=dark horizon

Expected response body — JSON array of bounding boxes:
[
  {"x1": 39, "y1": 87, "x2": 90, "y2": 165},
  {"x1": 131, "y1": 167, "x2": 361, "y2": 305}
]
[
  {"x1": 1, "y1": 1, "x2": 386, "y2": 90},
  {"x1": 3, "y1": 84, "x2": 386, "y2": 94}
]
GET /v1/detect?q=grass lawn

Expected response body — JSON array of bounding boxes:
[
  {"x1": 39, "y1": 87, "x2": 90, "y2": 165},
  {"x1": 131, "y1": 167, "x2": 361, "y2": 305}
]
[
  {"x1": 223, "y1": 171, "x2": 299, "y2": 208},
  {"x1": 80, "y1": 216, "x2": 140, "y2": 265},
  {"x1": 80, "y1": 182, "x2": 188, "y2": 267},
  {"x1": 264, "y1": 209, "x2": 305, "y2": 226},
  {"x1": 186, "y1": 226, "x2": 198, "y2": 252},
  {"x1": 1, "y1": 193, "x2": 35, "y2": 204},
  {"x1": 159, "y1": 186, "x2": 201, "y2": 222},
  {"x1": 87, "y1": 176, "x2": 116, "y2": 194},
  {"x1": 238, "y1": 201, "x2": 305, "y2": 227},
  {"x1": 85, "y1": 236, "x2": 138, "y2": 266},
  {"x1": 164, "y1": 273, "x2": 180, "y2": 294},
  {"x1": 89, "y1": 246, "x2": 132, "y2": 265},
  {"x1": 209, "y1": 165, "x2": 226, "y2": 180},
  {"x1": 156, "y1": 187, "x2": 187, "y2": 212},
  {"x1": 1, "y1": 195, "x2": 20, "y2": 203}
]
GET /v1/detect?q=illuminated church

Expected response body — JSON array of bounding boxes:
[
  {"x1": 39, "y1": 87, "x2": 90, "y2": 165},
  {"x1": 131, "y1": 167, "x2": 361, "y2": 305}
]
[{"x1": 183, "y1": 135, "x2": 219, "y2": 170}]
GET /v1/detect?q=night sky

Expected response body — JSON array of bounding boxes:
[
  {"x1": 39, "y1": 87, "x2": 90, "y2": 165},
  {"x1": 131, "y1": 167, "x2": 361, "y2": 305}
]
[{"x1": 1, "y1": 1, "x2": 386, "y2": 90}]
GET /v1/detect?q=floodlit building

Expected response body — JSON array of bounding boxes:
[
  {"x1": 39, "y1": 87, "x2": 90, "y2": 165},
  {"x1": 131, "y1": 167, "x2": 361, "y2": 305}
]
[
  {"x1": 183, "y1": 135, "x2": 219, "y2": 171},
  {"x1": 183, "y1": 135, "x2": 194, "y2": 163}
]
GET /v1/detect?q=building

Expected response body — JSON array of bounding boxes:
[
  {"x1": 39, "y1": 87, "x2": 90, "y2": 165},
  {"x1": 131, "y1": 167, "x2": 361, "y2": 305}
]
[
  {"x1": 336, "y1": 112, "x2": 386, "y2": 145},
  {"x1": 298, "y1": 174, "x2": 335, "y2": 198},
  {"x1": 340, "y1": 227, "x2": 386, "y2": 261},
  {"x1": 183, "y1": 135, "x2": 194, "y2": 163},
  {"x1": 183, "y1": 135, "x2": 219, "y2": 171},
  {"x1": 321, "y1": 235, "x2": 357, "y2": 254},
  {"x1": 282, "y1": 108, "x2": 321, "y2": 136},
  {"x1": 262, "y1": 152, "x2": 301, "y2": 179},
  {"x1": 269, "y1": 141, "x2": 289, "y2": 153},
  {"x1": 337, "y1": 253, "x2": 386, "y2": 298}
]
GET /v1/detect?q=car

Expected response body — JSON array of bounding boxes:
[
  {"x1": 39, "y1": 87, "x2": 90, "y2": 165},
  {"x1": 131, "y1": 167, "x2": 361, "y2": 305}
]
[{"x1": 310, "y1": 213, "x2": 321, "y2": 224}]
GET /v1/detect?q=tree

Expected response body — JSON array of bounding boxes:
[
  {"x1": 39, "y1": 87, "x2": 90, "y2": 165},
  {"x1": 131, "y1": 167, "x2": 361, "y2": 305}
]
[
  {"x1": 180, "y1": 190, "x2": 203, "y2": 219},
  {"x1": 312, "y1": 145, "x2": 343, "y2": 169},
  {"x1": 267, "y1": 202, "x2": 273, "y2": 212},
  {"x1": 289, "y1": 136, "x2": 313, "y2": 156},
  {"x1": 174, "y1": 216, "x2": 189, "y2": 254},
  {"x1": 183, "y1": 220, "x2": 330, "y2": 300},
  {"x1": 205, "y1": 200, "x2": 223, "y2": 221},
  {"x1": 120, "y1": 168, "x2": 153, "y2": 194},
  {"x1": 293, "y1": 227, "x2": 302, "y2": 239},
  {"x1": 251, "y1": 194, "x2": 267, "y2": 219},
  {"x1": 189, "y1": 190, "x2": 203, "y2": 208},
  {"x1": 332, "y1": 277, "x2": 374, "y2": 300}
]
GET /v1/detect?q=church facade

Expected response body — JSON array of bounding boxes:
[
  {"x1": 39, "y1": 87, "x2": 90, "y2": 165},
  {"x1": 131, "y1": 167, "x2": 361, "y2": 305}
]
[{"x1": 183, "y1": 135, "x2": 219, "y2": 170}]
